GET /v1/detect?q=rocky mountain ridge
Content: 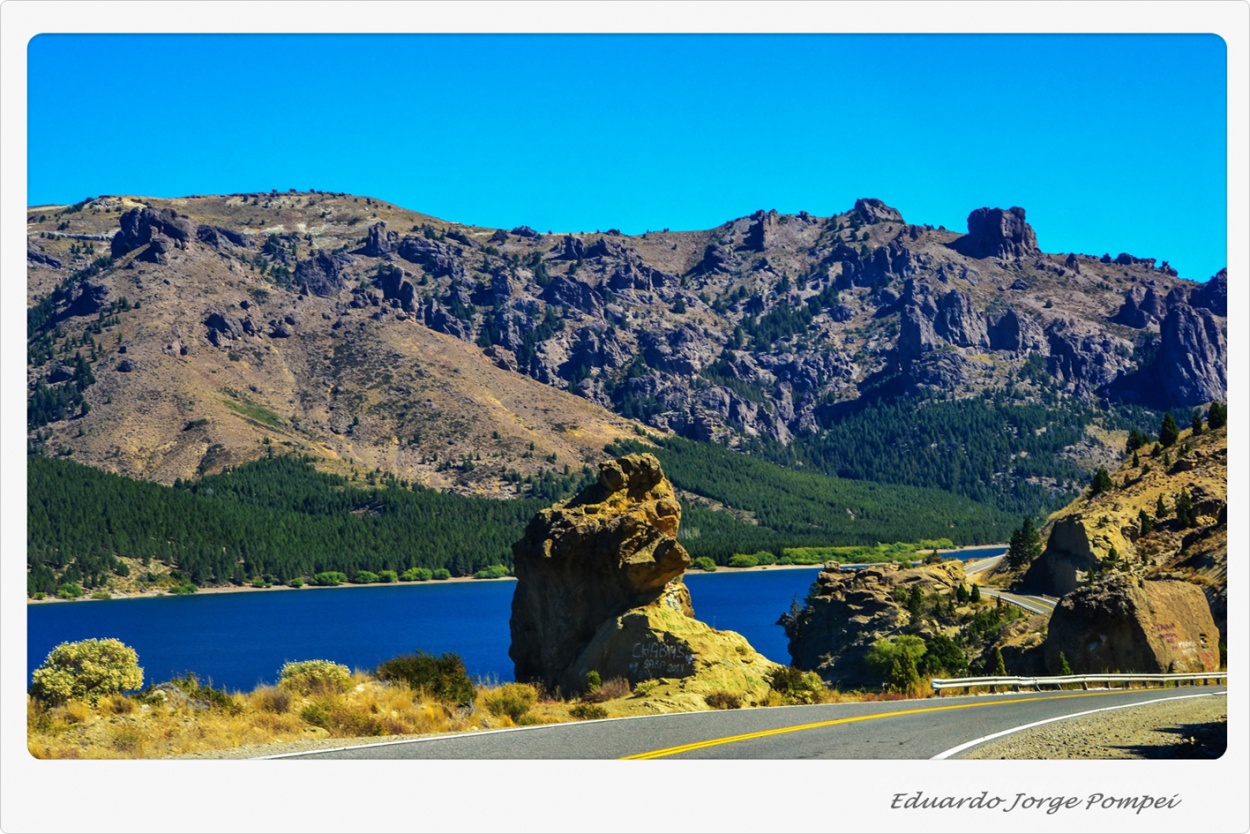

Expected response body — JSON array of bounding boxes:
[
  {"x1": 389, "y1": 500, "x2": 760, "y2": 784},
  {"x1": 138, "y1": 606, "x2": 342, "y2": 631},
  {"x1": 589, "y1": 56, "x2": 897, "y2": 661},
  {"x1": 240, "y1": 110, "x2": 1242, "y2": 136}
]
[{"x1": 27, "y1": 191, "x2": 1227, "y2": 497}]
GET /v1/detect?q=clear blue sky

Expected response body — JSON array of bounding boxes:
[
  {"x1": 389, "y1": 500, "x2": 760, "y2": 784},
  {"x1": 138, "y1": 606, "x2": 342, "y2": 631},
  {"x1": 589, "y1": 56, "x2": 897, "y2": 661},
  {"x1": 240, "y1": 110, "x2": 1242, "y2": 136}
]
[{"x1": 28, "y1": 34, "x2": 1226, "y2": 280}]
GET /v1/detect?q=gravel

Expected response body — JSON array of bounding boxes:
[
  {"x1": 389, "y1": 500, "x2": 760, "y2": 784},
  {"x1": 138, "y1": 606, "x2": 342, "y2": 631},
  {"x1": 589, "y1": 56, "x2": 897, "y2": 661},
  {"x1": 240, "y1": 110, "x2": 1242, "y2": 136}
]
[{"x1": 961, "y1": 693, "x2": 1227, "y2": 759}]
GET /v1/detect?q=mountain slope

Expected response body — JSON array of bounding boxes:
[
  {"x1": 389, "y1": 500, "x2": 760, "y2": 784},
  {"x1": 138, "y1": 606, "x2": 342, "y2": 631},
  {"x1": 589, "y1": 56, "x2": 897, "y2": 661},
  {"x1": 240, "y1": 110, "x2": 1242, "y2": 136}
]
[{"x1": 27, "y1": 192, "x2": 1226, "y2": 508}]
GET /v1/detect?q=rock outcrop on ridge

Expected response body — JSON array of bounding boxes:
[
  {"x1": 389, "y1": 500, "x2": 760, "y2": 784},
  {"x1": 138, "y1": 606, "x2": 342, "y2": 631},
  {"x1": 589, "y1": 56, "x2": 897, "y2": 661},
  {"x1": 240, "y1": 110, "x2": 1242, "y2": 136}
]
[
  {"x1": 1042, "y1": 577, "x2": 1220, "y2": 674},
  {"x1": 509, "y1": 453, "x2": 779, "y2": 701}
]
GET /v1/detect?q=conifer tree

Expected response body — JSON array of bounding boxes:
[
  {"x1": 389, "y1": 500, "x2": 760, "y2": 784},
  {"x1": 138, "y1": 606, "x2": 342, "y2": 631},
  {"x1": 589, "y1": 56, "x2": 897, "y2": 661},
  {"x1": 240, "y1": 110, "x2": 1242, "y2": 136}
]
[
  {"x1": 993, "y1": 647, "x2": 1007, "y2": 677},
  {"x1": 1089, "y1": 467, "x2": 1114, "y2": 496},
  {"x1": 1208, "y1": 401, "x2": 1227, "y2": 430},
  {"x1": 1159, "y1": 413, "x2": 1180, "y2": 448},
  {"x1": 1191, "y1": 410, "x2": 1203, "y2": 435}
]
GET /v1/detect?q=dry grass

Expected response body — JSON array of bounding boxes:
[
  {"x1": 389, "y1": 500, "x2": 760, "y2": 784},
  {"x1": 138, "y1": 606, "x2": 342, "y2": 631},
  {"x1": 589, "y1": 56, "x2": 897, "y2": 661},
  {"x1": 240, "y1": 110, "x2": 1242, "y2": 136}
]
[{"x1": 28, "y1": 666, "x2": 924, "y2": 759}]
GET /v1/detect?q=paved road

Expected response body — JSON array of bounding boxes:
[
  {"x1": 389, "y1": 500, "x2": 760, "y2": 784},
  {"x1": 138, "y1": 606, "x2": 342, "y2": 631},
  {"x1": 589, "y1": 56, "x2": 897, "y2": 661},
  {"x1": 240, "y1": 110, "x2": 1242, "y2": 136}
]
[
  {"x1": 964, "y1": 555, "x2": 1003, "y2": 576},
  {"x1": 979, "y1": 586, "x2": 1057, "y2": 616},
  {"x1": 272, "y1": 685, "x2": 1224, "y2": 760}
]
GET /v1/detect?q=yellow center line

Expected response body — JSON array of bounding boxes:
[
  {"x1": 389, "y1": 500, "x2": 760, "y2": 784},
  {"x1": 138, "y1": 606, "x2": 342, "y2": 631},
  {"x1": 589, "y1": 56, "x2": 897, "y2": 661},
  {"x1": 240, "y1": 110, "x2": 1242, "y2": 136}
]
[{"x1": 619, "y1": 690, "x2": 1125, "y2": 759}]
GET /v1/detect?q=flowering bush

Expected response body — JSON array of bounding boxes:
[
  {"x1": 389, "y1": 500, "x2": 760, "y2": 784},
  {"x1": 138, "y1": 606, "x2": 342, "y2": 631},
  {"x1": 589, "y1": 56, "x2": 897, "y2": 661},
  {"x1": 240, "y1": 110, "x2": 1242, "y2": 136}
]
[{"x1": 30, "y1": 638, "x2": 143, "y2": 705}]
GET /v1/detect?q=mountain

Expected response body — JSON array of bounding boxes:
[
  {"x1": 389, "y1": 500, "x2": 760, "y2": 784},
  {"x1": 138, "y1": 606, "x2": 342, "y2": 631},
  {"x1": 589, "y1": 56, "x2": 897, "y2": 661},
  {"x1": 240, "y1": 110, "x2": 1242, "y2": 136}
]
[{"x1": 27, "y1": 192, "x2": 1226, "y2": 513}]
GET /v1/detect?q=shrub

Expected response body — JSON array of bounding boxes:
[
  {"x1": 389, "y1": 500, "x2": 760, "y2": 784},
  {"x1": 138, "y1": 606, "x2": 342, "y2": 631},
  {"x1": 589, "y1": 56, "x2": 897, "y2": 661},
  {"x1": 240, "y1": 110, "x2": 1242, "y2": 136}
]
[
  {"x1": 582, "y1": 677, "x2": 631, "y2": 703},
  {"x1": 311, "y1": 571, "x2": 347, "y2": 587},
  {"x1": 432, "y1": 569, "x2": 452, "y2": 581},
  {"x1": 584, "y1": 670, "x2": 602, "y2": 691},
  {"x1": 167, "y1": 673, "x2": 242, "y2": 714},
  {"x1": 569, "y1": 703, "x2": 608, "y2": 721},
  {"x1": 767, "y1": 666, "x2": 827, "y2": 705},
  {"x1": 375, "y1": 651, "x2": 476, "y2": 706},
  {"x1": 473, "y1": 564, "x2": 510, "y2": 579},
  {"x1": 289, "y1": 577, "x2": 304, "y2": 588},
  {"x1": 278, "y1": 660, "x2": 352, "y2": 696},
  {"x1": 400, "y1": 567, "x2": 434, "y2": 581},
  {"x1": 55, "y1": 583, "x2": 84, "y2": 600},
  {"x1": 1208, "y1": 401, "x2": 1227, "y2": 430},
  {"x1": 30, "y1": 638, "x2": 144, "y2": 705},
  {"x1": 169, "y1": 583, "x2": 198, "y2": 595},
  {"x1": 253, "y1": 685, "x2": 293, "y2": 714},
  {"x1": 376, "y1": 570, "x2": 398, "y2": 583},
  {"x1": 481, "y1": 683, "x2": 539, "y2": 722},
  {"x1": 705, "y1": 690, "x2": 742, "y2": 710},
  {"x1": 728, "y1": 554, "x2": 759, "y2": 568},
  {"x1": 751, "y1": 550, "x2": 777, "y2": 565},
  {"x1": 353, "y1": 571, "x2": 380, "y2": 584},
  {"x1": 692, "y1": 557, "x2": 717, "y2": 572},
  {"x1": 865, "y1": 635, "x2": 927, "y2": 681}
]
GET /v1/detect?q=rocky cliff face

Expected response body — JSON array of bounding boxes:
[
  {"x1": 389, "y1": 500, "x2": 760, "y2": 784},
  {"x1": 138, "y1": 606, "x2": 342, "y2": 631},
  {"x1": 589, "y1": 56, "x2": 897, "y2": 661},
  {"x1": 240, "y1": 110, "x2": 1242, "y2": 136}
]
[
  {"x1": 1043, "y1": 578, "x2": 1220, "y2": 674},
  {"x1": 25, "y1": 191, "x2": 1227, "y2": 494},
  {"x1": 779, "y1": 561, "x2": 967, "y2": 689},
  {"x1": 509, "y1": 454, "x2": 779, "y2": 699}
]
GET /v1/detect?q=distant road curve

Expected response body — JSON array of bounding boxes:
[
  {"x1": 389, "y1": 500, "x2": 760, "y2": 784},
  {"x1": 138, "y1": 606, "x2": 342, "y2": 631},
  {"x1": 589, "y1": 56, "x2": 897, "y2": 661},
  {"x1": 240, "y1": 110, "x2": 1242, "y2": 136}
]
[
  {"x1": 269, "y1": 686, "x2": 1224, "y2": 760},
  {"x1": 979, "y1": 586, "x2": 1056, "y2": 616}
]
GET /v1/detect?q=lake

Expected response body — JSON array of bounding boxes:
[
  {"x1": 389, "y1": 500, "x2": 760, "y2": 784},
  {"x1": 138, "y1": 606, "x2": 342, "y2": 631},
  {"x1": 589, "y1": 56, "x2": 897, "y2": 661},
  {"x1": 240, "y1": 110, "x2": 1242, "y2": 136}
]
[{"x1": 27, "y1": 548, "x2": 1003, "y2": 692}]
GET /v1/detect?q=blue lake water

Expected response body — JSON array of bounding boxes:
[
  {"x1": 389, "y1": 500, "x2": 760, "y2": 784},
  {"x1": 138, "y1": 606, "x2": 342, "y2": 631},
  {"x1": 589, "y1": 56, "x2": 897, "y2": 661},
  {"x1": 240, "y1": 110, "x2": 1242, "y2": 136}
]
[
  {"x1": 27, "y1": 548, "x2": 1004, "y2": 692},
  {"x1": 26, "y1": 569, "x2": 822, "y2": 692}
]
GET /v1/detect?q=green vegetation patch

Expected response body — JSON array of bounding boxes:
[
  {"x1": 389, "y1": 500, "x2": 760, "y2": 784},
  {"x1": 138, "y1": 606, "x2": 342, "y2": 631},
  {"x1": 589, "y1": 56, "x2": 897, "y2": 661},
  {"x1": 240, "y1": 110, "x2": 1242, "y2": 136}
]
[{"x1": 222, "y1": 397, "x2": 284, "y2": 429}]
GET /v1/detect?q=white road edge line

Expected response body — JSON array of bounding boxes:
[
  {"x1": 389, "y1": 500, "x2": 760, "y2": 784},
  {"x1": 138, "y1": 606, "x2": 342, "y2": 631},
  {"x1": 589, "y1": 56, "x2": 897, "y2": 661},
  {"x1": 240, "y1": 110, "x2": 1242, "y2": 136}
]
[{"x1": 930, "y1": 690, "x2": 1227, "y2": 760}]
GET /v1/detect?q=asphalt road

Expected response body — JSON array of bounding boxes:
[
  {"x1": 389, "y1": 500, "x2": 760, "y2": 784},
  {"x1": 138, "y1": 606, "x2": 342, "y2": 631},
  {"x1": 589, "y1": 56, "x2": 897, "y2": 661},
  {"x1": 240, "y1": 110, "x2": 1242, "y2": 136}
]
[
  {"x1": 979, "y1": 586, "x2": 1057, "y2": 616},
  {"x1": 272, "y1": 685, "x2": 1225, "y2": 760}
]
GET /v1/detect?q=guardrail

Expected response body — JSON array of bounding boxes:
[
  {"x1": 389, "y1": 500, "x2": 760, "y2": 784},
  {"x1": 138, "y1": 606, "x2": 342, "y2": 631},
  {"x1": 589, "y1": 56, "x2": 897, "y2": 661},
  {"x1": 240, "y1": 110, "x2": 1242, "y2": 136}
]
[{"x1": 931, "y1": 672, "x2": 1226, "y2": 695}]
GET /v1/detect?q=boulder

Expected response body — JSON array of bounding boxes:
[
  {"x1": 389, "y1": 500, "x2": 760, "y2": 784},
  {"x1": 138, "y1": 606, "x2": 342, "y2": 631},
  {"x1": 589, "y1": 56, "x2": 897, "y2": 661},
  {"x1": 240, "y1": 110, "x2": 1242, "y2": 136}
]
[
  {"x1": 361, "y1": 221, "x2": 398, "y2": 257},
  {"x1": 509, "y1": 453, "x2": 779, "y2": 698},
  {"x1": 851, "y1": 198, "x2": 904, "y2": 225},
  {"x1": 295, "y1": 251, "x2": 353, "y2": 297},
  {"x1": 27, "y1": 246, "x2": 63, "y2": 269},
  {"x1": 1021, "y1": 515, "x2": 1112, "y2": 595},
  {"x1": 111, "y1": 207, "x2": 195, "y2": 257},
  {"x1": 1043, "y1": 577, "x2": 1220, "y2": 674},
  {"x1": 1190, "y1": 268, "x2": 1227, "y2": 317},
  {"x1": 196, "y1": 225, "x2": 251, "y2": 248},
  {"x1": 744, "y1": 209, "x2": 780, "y2": 251},
  {"x1": 510, "y1": 225, "x2": 540, "y2": 238},
  {"x1": 958, "y1": 207, "x2": 1039, "y2": 259},
  {"x1": 203, "y1": 307, "x2": 247, "y2": 346}
]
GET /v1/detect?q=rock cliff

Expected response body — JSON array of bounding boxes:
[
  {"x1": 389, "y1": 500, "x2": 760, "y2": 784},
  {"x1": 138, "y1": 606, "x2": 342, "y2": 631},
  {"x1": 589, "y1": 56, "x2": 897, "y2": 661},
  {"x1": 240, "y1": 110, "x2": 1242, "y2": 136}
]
[{"x1": 509, "y1": 453, "x2": 779, "y2": 700}]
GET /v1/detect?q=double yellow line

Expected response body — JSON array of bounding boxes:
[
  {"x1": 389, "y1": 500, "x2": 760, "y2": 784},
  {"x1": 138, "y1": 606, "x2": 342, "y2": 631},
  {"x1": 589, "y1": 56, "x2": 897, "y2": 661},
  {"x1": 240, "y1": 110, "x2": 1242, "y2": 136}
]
[{"x1": 619, "y1": 690, "x2": 1121, "y2": 759}]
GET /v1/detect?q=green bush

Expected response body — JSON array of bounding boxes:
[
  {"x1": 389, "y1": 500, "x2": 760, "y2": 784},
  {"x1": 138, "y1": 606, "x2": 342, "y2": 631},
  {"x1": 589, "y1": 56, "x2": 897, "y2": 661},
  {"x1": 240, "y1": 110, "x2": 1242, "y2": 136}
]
[
  {"x1": 569, "y1": 703, "x2": 608, "y2": 720},
  {"x1": 55, "y1": 582, "x2": 84, "y2": 600},
  {"x1": 376, "y1": 570, "x2": 398, "y2": 583},
  {"x1": 353, "y1": 570, "x2": 380, "y2": 584},
  {"x1": 312, "y1": 571, "x2": 348, "y2": 587},
  {"x1": 30, "y1": 638, "x2": 144, "y2": 705},
  {"x1": 767, "y1": 666, "x2": 827, "y2": 705},
  {"x1": 482, "y1": 683, "x2": 538, "y2": 722},
  {"x1": 864, "y1": 635, "x2": 927, "y2": 681},
  {"x1": 584, "y1": 670, "x2": 602, "y2": 691},
  {"x1": 400, "y1": 567, "x2": 434, "y2": 581},
  {"x1": 169, "y1": 583, "x2": 198, "y2": 595},
  {"x1": 692, "y1": 557, "x2": 717, "y2": 572},
  {"x1": 751, "y1": 550, "x2": 777, "y2": 565},
  {"x1": 375, "y1": 651, "x2": 476, "y2": 706},
  {"x1": 432, "y1": 569, "x2": 452, "y2": 581},
  {"x1": 278, "y1": 660, "x2": 352, "y2": 695},
  {"x1": 473, "y1": 564, "x2": 510, "y2": 579},
  {"x1": 728, "y1": 554, "x2": 758, "y2": 568},
  {"x1": 289, "y1": 577, "x2": 304, "y2": 588}
]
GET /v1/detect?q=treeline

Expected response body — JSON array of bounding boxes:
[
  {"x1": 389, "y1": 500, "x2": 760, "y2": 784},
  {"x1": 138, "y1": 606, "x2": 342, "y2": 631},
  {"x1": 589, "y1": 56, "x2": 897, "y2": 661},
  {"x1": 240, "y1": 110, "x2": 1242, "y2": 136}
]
[
  {"x1": 609, "y1": 435, "x2": 1016, "y2": 562},
  {"x1": 28, "y1": 455, "x2": 547, "y2": 596},
  {"x1": 746, "y1": 396, "x2": 1165, "y2": 517}
]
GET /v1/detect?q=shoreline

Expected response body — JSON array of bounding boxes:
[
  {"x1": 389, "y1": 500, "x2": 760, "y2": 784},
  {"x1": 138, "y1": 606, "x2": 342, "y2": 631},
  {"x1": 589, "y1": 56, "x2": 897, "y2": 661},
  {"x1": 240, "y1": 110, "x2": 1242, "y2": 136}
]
[{"x1": 28, "y1": 545, "x2": 1007, "y2": 605}]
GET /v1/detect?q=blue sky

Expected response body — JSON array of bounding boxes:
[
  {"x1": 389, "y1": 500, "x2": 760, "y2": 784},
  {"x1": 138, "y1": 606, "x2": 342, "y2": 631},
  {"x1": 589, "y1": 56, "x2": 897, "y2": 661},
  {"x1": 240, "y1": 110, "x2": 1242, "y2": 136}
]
[{"x1": 28, "y1": 34, "x2": 1227, "y2": 280}]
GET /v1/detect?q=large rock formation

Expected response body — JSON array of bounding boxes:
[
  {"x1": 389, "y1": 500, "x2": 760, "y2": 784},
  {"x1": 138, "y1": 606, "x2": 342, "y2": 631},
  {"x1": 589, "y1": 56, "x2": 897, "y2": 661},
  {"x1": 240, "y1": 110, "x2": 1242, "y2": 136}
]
[
  {"x1": 959, "y1": 206, "x2": 1039, "y2": 259},
  {"x1": 779, "y1": 561, "x2": 967, "y2": 689},
  {"x1": 509, "y1": 453, "x2": 779, "y2": 699},
  {"x1": 1043, "y1": 578, "x2": 1220, "y2": 674},
  {"x1": 111, "y1": 207, "x2": 196, "y2": 257},
  {"x1": 1021, "y1": 515, "x2": 1117, "y2": 596}
]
